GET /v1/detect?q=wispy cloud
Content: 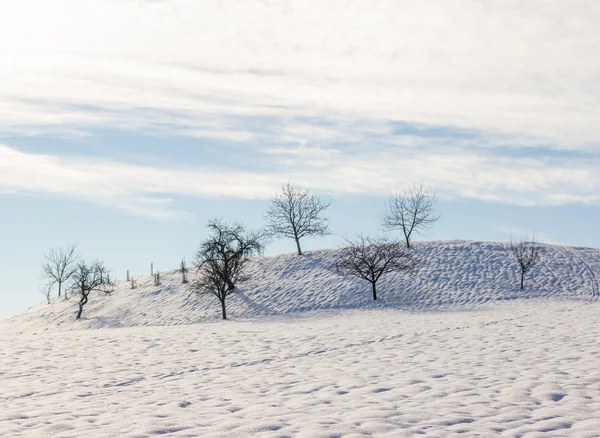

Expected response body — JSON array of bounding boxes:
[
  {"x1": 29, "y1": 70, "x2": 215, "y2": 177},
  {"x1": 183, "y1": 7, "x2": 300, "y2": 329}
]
[
  {"x1": 1, "y1": 0, "x2": 600, "y2": 148},
  {"x1": 2, "y1": 143, "x2": 599, "y2": 218},
  {"x1": 1, "y1": 0, "x2": 600, "y2": 217}
]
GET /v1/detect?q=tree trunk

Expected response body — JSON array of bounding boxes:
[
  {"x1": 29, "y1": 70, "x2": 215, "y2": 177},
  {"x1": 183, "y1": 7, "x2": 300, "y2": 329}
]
[
  {"x1": 520, "y1": 271, "x2": 525, "y2": 290},
  {"x1": 220, "y1": 299, "x2": 227, "y2": 320},
  {"x1": 371, "y1": 282, "x2": 377, "y2": 300},
  {"x1": 295, "y1": 238, "x2": 303, "y2": 256},
  {"x1": 58, "y1": 281, "x2": 62, "y2": 297},
  {"x1": 405, "y1": 234, "x2": 411, "y2": 248},
  {"x1": 76, "y1": 295, "x2": 87, "y2": 319}
]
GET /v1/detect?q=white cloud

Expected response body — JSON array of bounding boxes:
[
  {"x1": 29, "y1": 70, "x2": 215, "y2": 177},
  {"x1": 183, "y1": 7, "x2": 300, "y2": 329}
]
[
  {"x1": 1, "y1": 0, "x2": 600, "y2": 215},
  {"x1": 0, "y1": 0, "x2": 600, "y2": 148},
  {"x1": 2, "y1": 144, "x2": 599, "y2": 218}
]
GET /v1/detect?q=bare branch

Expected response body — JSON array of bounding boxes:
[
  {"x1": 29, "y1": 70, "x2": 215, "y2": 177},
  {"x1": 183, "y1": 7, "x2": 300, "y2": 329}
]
[
  {"x1": 510, "y1": 235, "x2": 541, "y2": 290},
  {"x1": 39, "y1": 282, "x2": 53, "y2": 304},
  {"x1": 381, "y1": 183, "x2": 440, "y2": 248},
  {"x1": 189, "y1": 218, "x2": 264, "y2": 319},
  {"x1": 70, "y1": 260, "x2": 114, "y2": 319},
  {"x1": 265, "y1": 182, "x2": 331, "y2": 255},
  {"x1": 336, "y1": 235, "x2": 414, "y2": 300},
  {"x1": 42, "y1": 244, "x2": 80, "y2": 299}
]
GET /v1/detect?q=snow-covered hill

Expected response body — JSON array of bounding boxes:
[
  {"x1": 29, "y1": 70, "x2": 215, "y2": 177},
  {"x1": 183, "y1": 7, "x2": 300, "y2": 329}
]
[
  {"x1": 3, "y1": 240, "x2": 600, "y2": 437},
  {"x1": 3, "y1": 240, "x2": 599, "y2": 331}
]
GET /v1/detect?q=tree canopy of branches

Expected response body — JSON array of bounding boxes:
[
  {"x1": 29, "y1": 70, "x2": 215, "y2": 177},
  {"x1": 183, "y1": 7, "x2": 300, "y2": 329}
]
[
  {"x1": 265, "y1": 182, "x2": 331, "y2": 255},
  {"x1": 381, "y1": 183, "x2": 440, "y2": 248},
  {"x1": 510, "y1": 236, "x2": 541, "y2": 290},
  {"x1": 42, "y1": 244, "x2": 79, "y2": 299},
  {"x1": 70, "y1": 260, "x2": 113, "y2": 319},
  {"x1": 191, "y1": 219, "x2": 264, "y2": 319},
  {"x1": 336, "y1": 236, "x2": 414, "y2": 300}
]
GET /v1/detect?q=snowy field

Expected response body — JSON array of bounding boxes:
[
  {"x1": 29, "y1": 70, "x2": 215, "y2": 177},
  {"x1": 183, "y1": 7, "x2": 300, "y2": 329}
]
[
  {"x1": 2, "y1": 301, "x2": 600, "y2": 437},
  {"x1": 2, "y1": 241, "x2": 600, "y2": 436}
]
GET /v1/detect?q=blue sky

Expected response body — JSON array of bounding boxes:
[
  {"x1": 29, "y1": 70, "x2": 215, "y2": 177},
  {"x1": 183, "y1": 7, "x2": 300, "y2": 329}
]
[{"x1": 1, "y1": 0, "x2": 600, "y2": 317}]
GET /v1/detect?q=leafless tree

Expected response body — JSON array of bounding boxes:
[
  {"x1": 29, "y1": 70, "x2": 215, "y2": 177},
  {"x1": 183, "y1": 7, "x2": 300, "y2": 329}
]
[
  {"x1": 510, "y1": 236, "x2": 541, "y2": 290},
  {"x1": 381, "y1": 183, "x2": 441, "y2": 248},
  {"x1": 336, "y1": 235, "x2": 414, "y2": 300},
  {"x1": 70, "y1": 260, "x2": 114, "y2": 319},
  {"x1": 191, "y1": 219, "x2": 264, "y2": 319},
  {"x1": 42, "y1": 244, "x2": 79, "y2": 299},
  {"x1": 154, "y1": 271, "x2": 161, "y2": 286},
  {"x1": 265, "y1": 182, "x2": 331, "y2": 255},
  {"x1": 39, "y1": 282, "x2": 53, "y2": 304}
]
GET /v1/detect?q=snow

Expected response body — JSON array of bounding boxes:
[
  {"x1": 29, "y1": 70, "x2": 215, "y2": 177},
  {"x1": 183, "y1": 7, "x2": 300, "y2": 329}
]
[{"x1": 1, "y1": 240, "x2": 600, "y2": 437}]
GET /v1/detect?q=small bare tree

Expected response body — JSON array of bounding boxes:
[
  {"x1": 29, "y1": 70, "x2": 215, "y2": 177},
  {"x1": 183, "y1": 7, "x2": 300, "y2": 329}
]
[
  {"x1": 191, "y1": 219, "x2": 264, "y2": 319},
  {"x1": 265, "y1": 182, "x2": 331, "y2": 255},
  {"x1": 336, "y1": 236, "x2": 414, "y2": 300},
  {"x1": 381, "y1": 183, "x2": 440, "y2": 248},
  {"x1": 40, "y1": 282, "x2": 53, "y2": 304},
  {"x1": 42, "y1": 244, "x2": 79, "y2": 299},
  {"x1": 510, "y1": 236, "x2": 541, "y2": 290},
  {"x1": 70, "y1": 260, "x2": 114, "y2": 319},
  {"x1": 154, "y1": 271, "x2": 161, "y2": 286}
]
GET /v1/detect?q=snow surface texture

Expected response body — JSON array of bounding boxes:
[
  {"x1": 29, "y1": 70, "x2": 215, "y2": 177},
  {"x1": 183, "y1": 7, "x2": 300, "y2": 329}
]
[
  {"x1": 3, "y1": 241, "x2": 599, "y2": 329},
  {"x1": 2, "y1": 240, "x2": 600, "y2": 437}
]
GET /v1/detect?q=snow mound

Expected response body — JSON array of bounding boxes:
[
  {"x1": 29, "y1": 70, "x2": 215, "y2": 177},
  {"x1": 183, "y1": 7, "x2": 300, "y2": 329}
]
[{"x1": 3, "y1": 240, "x2": 599, "y2": 330}]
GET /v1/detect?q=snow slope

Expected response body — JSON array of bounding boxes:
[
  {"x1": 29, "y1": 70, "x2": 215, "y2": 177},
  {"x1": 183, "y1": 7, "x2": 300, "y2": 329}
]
[
  {"x1": 2, "y1": 241, "x2": 600, "y2": 437},
  {"x1": 2, "y1": 240, "x2": 599, "y2": 331}
]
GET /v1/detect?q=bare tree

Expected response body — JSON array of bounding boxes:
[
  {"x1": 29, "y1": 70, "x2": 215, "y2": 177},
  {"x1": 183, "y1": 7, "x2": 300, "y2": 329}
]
[
  {"x1": 381, "y1": 183, "x2": 440, "y2": 248},
  {"x1": 336, "y1": 235, "x2": 414, "y2": 300},
  {"x1": 265, "y1": 182, "x2": 331, "y2": 255},
  {"x1": 70, "y1": 260, "x2": 114, "y2": 319},
  {"x1": 510, "y1": 236, "x2": 541, "y2": 290},
  {"x1": 39, "y1": 282, "x2": 53, "y2": 304},
  {"x1": 191, "y1": 219, "x2": 264, "y2": 319},
  {"x1": 42, "y1": 244, "x2": 79, "y2": 299}
]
